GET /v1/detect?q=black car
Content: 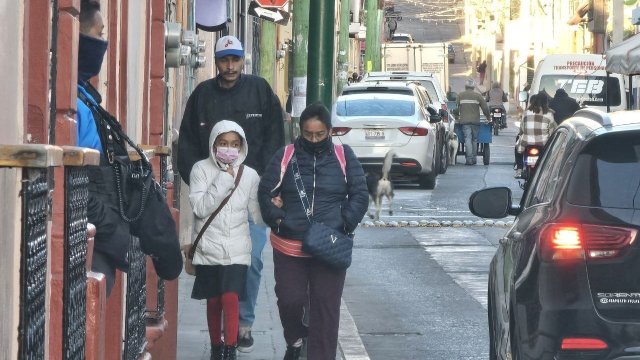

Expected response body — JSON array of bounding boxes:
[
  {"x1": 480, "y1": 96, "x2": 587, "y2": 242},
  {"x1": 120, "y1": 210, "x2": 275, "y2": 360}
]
[{"x1": 470, "y1": 109, "x2": 640, "y2": 360}]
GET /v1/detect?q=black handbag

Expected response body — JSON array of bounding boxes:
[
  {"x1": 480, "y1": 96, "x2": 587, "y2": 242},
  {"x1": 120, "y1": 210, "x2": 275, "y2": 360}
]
[
  {"x1": 290, "y1": 155, "x2": 353, "y2": 270},
  {"x1": 79, "y1": 89, "x2": 182, "y2": 280}
]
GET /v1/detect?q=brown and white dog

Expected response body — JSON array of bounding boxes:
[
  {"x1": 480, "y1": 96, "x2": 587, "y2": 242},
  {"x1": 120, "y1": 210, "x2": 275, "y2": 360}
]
[{"x1": 366, "y1": 150, "x2": 395, "y2": 220}]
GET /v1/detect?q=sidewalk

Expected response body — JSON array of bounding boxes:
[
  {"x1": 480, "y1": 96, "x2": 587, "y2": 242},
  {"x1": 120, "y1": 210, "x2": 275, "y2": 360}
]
[{"x1": 176, "y1": 241, "x2": 346, "y2": 360}]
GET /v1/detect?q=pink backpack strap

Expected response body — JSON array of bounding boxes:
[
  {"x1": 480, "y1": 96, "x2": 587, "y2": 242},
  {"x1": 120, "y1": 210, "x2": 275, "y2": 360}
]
[
  {"x1": 272, "y1": 144, "x2": 295, "y2": 192},
  {"x1": 334, "y1": 144, "x2": 347, "y2": 180}
]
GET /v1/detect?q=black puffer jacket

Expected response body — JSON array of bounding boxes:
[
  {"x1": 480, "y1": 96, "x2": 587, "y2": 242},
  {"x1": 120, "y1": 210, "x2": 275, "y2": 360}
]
[{"x1": 258, "y1": 138, "x2": 368, "y2": 240}]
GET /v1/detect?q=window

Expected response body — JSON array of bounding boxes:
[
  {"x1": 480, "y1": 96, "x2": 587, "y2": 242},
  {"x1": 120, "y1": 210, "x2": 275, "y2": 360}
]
[
  {"x1": 567, "y1": 132, "x2": 640, "y2": 209},
  {"x1": 539, "y1": 75, "x2": 621, "y2": 107},
  {"x1": 524, "y1": 131, "x2": 569, "y2": 207},
  {"x1": 336, "y1": 98, "x2": 415, "y2": 117}
]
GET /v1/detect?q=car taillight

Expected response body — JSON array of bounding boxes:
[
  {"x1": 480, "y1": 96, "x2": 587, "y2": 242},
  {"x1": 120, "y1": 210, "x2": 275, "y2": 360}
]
[
  {"x1": 561, "y1": 338, "x2": 608, "y2": 350},
  {"x1": 331, "y1": 127, "x2": 351, "y2": 136},
  {"x1": 540, "y1": 224, "x2": 638, "y2": 261},
  {"x1": 398, "y1": 127, "x2": 428, "y2": 136}
]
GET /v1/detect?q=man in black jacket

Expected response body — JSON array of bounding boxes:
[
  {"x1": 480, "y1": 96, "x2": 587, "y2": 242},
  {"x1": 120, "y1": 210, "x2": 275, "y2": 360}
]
[
  {"x1": 549, "y1": 88, "x2": 581, "y2": 124},
  {"x1": 178, "y1": 35, "x2": 284, "y2": 353}
]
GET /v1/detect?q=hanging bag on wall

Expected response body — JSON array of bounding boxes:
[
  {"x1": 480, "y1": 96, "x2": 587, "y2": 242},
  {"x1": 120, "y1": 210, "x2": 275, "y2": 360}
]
[
  {"x1": 182, "y1": 165, "x2": 244, "y2": 275},
  {"x1": 79, "y1": 89, "x2": 183, "y2": 280}
]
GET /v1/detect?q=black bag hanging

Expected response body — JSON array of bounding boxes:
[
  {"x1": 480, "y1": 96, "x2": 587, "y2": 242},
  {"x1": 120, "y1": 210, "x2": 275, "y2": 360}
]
[
  {"x1": 79, "y1": 88, "x2": 183, "y2": 280},
  {"x1": 290, "y1": 155, "x2": 353, "y2": 270}
]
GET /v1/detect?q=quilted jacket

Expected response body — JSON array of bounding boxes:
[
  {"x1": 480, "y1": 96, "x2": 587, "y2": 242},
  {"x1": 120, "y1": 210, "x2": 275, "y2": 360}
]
[{"x1": 258, "y1": 138, "x2": 368, "y2": 241}]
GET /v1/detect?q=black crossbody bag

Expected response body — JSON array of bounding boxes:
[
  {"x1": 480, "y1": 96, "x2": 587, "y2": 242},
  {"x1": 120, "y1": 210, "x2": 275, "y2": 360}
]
[{"x1": 290, "y1": 155, "x2": 353, "y2": 270}]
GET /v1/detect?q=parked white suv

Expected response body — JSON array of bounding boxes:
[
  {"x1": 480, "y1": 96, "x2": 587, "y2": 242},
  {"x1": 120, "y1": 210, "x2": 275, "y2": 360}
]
[
  {"x1": 362, "y1": 71, "x2": 448, "y2": 112},
  {"x1": 332, "y1": 82, "x2": 446, "y2": 189}
]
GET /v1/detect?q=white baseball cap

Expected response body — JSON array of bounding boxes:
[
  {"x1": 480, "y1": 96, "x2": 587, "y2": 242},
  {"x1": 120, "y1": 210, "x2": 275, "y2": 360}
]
[{"x1": 215, "y1": 35, "x2": 244, "y2": 58}]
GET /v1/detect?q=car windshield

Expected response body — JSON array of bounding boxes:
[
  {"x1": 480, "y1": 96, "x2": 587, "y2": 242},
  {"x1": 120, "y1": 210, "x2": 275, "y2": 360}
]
[
  {"x1": 539, "y1": 75, "x2": 621, "y2": 107},
  {"x1": 336, "y1": 98, "x2": 415, "y2": 117},
  {"x1": 567, "y1": 132, "x2": 640, "y2": 209}
]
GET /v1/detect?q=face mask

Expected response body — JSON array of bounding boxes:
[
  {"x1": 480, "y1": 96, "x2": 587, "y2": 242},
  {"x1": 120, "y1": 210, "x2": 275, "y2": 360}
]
[
  {"x1": 215, "y1": 147, "x2": 240, "y2": 164},
  {"x1": 300, "y1": 136, "x2": 331, "y2": 154},
  {"x1": 78, "y1": 33, "x2": 109, "y2": 82}
]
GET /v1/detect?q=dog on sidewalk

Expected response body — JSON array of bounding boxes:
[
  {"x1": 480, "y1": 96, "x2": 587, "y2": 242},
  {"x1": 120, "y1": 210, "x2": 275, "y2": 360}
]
[
  {"x1": 366, "y1": 150, "x2": 395, "y2": 220},
  {"x1": 448, "y1": 131, "x2": 459, "y2": 166}
]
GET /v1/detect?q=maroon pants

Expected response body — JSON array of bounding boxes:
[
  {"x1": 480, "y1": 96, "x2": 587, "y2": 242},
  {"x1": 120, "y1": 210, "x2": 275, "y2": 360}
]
[{"x1": 273, "y1": 250, "x2": 346, "y2": 360}]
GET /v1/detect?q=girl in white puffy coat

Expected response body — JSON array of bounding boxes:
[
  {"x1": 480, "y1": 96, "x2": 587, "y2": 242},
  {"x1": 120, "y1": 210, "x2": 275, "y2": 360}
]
[{"x1": 189, "y1": 120, "x2": 263, "y2": 359}]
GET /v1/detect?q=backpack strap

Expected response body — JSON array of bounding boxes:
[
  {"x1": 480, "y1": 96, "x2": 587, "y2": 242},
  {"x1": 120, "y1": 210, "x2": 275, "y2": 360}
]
[
  {"x1": 272, "y1": 144, "x2": 295, "y2": 192},
  {"x1": 271, "y1": 143, "x2": 347, "y2": 193},
  {"x1": 333, "y1": 144, "x2": 347, "y2": 180}
]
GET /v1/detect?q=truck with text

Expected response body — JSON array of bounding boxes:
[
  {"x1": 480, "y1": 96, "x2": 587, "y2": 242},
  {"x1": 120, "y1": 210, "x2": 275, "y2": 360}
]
[{"x1": 381, "y1": 42, "x2": 449, "y2": 93}]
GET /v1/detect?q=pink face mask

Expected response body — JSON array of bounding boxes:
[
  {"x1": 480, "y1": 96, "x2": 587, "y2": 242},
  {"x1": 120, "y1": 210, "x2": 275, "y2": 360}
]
[{"x1": 215, "y1": 147, "x2": 240, "y2": 164}]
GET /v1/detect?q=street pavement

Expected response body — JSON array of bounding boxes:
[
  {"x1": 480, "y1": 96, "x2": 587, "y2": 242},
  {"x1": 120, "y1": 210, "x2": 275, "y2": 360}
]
[{"x1": 176, "y1": 240, "x2": 349, "y2": 360}]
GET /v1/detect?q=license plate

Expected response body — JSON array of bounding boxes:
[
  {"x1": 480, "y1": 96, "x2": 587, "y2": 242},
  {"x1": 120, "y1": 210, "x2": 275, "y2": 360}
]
[
  {"x1": 492, "y1": 113, "x2": 502, "y2": 118},
  {"x1": 365, "y1": 129, "x2": 385, "y2": 140},
  {"x1": 525, "y1": 156, "x2": 539, "y2": 166}
]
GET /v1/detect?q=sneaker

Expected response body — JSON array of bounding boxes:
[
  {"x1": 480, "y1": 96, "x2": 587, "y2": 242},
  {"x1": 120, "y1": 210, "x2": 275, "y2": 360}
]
[
  {"x1": 237, "y1": 328, "x2": 254, "y2": 353},
  {"x1": 283, "y1": 345, "x2": 302, "y2": 360}
]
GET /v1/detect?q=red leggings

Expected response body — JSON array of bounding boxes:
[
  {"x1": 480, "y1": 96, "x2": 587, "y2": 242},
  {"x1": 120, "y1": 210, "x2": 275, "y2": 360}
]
[{"x1": 206, "y1": 292, "x2": 239, "y2": 346}]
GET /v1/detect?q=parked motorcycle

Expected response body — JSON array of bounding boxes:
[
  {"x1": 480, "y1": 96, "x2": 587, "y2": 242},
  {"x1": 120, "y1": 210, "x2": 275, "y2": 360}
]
[{"x1": 489, "y1": 106, "x2": 506, "y2": 135}]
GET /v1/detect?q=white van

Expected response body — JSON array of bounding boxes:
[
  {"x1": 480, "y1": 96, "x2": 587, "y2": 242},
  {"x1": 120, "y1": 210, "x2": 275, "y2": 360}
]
[{"x1": 522, "y1": 54, "x2": 627, "y2": 112}]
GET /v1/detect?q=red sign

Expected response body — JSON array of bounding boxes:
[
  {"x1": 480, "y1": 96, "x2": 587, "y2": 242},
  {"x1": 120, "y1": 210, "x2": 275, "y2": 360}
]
[{"x1": 254, "y1": 0, "x2": 288, "y2": 8}]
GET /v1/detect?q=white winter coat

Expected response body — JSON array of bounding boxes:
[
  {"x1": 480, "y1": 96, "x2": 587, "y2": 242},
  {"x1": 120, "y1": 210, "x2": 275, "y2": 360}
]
[{"x1": 189, "y1": 120, "x2": 263, "y2": 266}]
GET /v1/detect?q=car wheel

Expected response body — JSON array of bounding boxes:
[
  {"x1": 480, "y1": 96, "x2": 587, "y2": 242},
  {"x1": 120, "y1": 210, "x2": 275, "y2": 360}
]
[
  {"x1": 434, "y1": 135, "x2": 443, "y2": 174},
  {"x1": 439, "y1": 138, "x2": 449, "y2": 174},
  {"x1": 483, "y1": 143, "x2": 491, "y2": 165},
  {"x1": 420, "y1": 149, "x2": 437, "y2": 189},
  {"x1": 418, "y1": 173, "x2": 436, "y2": 189}
]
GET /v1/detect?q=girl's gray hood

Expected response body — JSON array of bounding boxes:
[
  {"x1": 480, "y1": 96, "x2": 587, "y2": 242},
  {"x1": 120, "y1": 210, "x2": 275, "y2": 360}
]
[{"x1": 208, "y1": 120, "x2": 248, "y2": 168}]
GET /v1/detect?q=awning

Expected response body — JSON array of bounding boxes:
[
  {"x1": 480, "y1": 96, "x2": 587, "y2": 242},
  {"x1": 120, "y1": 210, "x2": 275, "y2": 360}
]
[{"x1": 605, "y1": 33, "x2": 640, "y2": 75}]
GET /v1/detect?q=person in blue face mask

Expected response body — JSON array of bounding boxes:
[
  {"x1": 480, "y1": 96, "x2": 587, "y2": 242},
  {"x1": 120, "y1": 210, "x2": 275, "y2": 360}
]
[{"x1": 77, "y1": 0, "x2": 131, "y2": 296}]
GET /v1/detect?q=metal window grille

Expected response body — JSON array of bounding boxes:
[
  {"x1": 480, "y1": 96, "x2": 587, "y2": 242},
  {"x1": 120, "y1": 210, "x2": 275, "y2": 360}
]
[
  {"x1": 62, "y1": 167, "x2": 89, "y2": 360},
  {"x1": 19, "y1": 169, "x2": 50, "y2": 359},
  {"x1": 123, "y1": 237, "x2": 147, "y2": 360},
  {"x1": 252, "y1": 18, "x2": 261, "y2": 76}
]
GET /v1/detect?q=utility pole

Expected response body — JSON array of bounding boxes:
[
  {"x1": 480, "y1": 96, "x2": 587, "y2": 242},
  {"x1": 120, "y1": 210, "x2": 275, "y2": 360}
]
[
  {"x1": 612, "y1": 0, "x2": 624, "y2": 45},
  {"x1": 337, "y1": 0, "x2": 351, "y2": 95},
  {"x1": 364, "y1": 0, "x2": 380, "y2": 73},
  {"x1": 291, "y1": 0, "x2": 310, "y2": 139},
  {"x1": 307, "y1": 0, "x2": 337, "y2": 108},
  {"x1": 259, "y1": 20, "x2": 276, "y2": 85}
]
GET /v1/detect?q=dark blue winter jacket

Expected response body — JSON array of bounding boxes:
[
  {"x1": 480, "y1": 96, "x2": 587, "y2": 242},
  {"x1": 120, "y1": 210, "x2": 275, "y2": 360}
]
[{"x1": 258, "y1": 138, "x2": 368, "y2": 240}]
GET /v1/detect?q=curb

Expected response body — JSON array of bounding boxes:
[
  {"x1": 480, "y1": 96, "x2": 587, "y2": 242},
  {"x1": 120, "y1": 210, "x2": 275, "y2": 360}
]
[{"x1": 360, "y1": 219, "x2": 514, "y2": 228}]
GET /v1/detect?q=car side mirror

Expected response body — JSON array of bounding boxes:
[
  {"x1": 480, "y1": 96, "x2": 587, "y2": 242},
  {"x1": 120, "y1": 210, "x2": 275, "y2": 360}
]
[
  {"x1": 518, "y1": 91, "x2": 528, "y2": 103},
  {"x1": 468, "y1": 187, "x2": 520, "y2": 218}
]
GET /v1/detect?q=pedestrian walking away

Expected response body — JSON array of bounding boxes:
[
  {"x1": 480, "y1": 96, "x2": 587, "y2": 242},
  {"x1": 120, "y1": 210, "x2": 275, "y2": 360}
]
[
  {"x1": 456, "y1": 79, "x2": 490, "y2": 165},
  {"x1": 177, "y1": 34, "x2": 285, "y2": 353},
  {"x1": 477, "y1": 60, "x2": 487, "y2": 85},
  {"x1": 258, "y1": 103, "x2": 368, "y2": 360},
  {"x1": 188, "y1": 120, "x2": 263, "y2": 360}
]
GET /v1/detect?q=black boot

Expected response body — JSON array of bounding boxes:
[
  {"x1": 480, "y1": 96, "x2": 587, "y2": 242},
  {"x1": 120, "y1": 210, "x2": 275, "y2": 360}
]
[
  {"x1": 283, "y1": 345, "x2": 302, "y2": 360},
  {"x1": 211, "y1": 344, "x2": 223, "y2": 360},
  {"x1": 223, "y1": 345, "x2": 237, "y2": 360}
]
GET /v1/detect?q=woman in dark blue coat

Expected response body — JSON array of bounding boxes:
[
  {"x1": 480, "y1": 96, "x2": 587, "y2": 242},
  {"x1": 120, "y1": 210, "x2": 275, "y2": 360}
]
[{"x1": 259, "y1": 103, "x2": 368, "y2": 360}]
